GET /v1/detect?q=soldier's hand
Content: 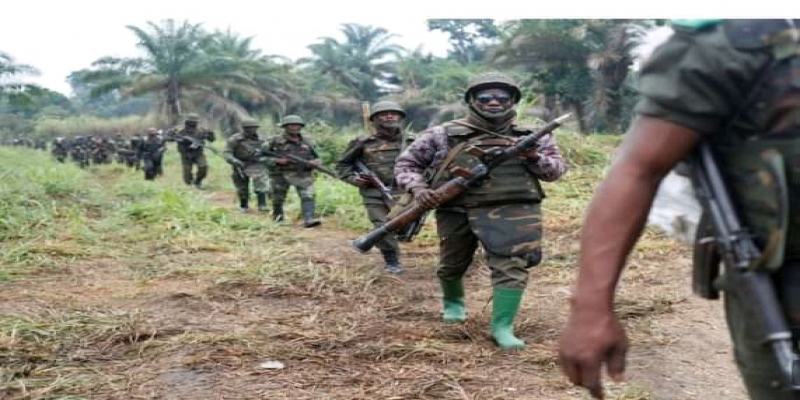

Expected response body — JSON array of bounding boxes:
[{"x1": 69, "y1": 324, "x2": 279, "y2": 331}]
[
  {"x1": 559, "y1": 303, "x2": 628, "y2": 400},
  {"x1": 412, "y1": 187, "x2": 441, "y2": 210},
  {"x1": 275, "y1": 158, "x2": 291, "y2": 165},
  {"x1": 309, "y1": 159, "x2": 321, "y2": 166},
  {"x1": 352, "y1": 175, "x2": 373, "y2": 188},
  {"x1": 518, "y1": 148, "x2": 540, "y2": 162}
]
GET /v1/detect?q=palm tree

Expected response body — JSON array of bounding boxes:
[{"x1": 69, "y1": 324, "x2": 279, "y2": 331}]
[
  {"x1": 583, "y1": 20, "x2": 652, "y2": 133},
  {"x1": 0, "y1": 51, "x2": 43, "y2": 106},
  {"x1": 80, "y1": 19, "x2": 264, "y2": 126},
  {"x1": 492, "y1": 19, "x2": 653, "y2": 134},
  {"x1": 302, "y1": 23, "x2": 404, "y2": 102}
]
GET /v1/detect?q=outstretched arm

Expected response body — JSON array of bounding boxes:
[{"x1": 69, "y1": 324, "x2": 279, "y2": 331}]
[{"x1": 558, "y1": 116, "x2": 699, "y2": 398}]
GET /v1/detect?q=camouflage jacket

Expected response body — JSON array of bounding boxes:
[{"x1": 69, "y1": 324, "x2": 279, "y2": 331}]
[{"x1": 395, "y1": 122, "x2": 568, "y2": 192}]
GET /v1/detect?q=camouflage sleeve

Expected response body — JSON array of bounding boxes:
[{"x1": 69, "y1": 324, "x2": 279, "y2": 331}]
[
  {"x1": 394, "y1": 128, "x2": 447, "y2": 192},
  {"x1": 527, "y1": 134, "x2": 568, "y2": 182},
  {"x1": 632, "y1": 25, "x2": 766, "y2": 137},
  {"x1": 260, "y1": 137, "x2": 280, "y2": 167},
  {"x1": 205, "y1": 128, "x2": 216, "y2": 142},
  {"x1": 335, "y1": 137, "x2": 363, "y2": 182},
  {"x1": 222, "y1": 136, "x2": 237, "y2": 162}
]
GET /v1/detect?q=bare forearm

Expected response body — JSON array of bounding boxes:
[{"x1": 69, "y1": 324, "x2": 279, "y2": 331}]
[{"x1": 572, "y1": 164, "x2": 663, "y2": 311}]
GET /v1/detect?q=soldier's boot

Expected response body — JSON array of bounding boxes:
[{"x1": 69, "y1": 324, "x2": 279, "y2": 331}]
[
  {"x1": 272, "y1": 203, "x2": 285, "y2": 223},
  {"x1": 491, "y1": 287, "x2": 525, "y2": 350},
  {"x1": 194, "y1": 166, "x2": 208, "y2": 189},
  {"x1": 439, "y1": 278, "x2": 467, "y2": 323},
  {"x1": 301, "y1": 199, "x2": 321, "y2": 228},
  {"x1": 380, "y1": 249, "x2": 403, "y2": 275},
  {"x1": 239, "y1": 196, "x2": 249, "y2": 213},
  {"x1": 256, "y1": 193, "x2": 268, "y2": 212}
]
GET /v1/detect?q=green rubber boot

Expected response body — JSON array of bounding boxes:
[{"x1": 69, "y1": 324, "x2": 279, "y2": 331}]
[
  {"x1": 491, "y1": 287, "x2": 525, "y2": 350},
  {"x1": 439, "y1": 278, "x2": 466, "y2": 323}
]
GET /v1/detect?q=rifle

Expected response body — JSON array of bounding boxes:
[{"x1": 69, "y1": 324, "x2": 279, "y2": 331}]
[
  {"x1": 353, "y1": 160, "x2": 396, "y2": 208},
  {"x1": 261, "y1": 149, "x2": 338, "y2": 179},
  {"x1": 170, "y1": 132, "x2": 246, "y2": 179},
  {"x1": 689, "y1": 142, "x2": 800, "y2": 390},
  {"x1": 351, "y1": 113, "x2": 572, "y2": 254}
]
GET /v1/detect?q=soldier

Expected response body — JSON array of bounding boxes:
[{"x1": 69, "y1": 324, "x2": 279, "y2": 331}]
[
  {"x1": 336, "y1": 101, "x2": 412, "y2": 275},
  {"x1": 129, "y1": 134, "x2": 143, "y2": 170},
  {"x1": 70, "y1": 135, "x2": 90, "y2": 168},
  {"x1": 558, "y1": 20, "x2": 800, "y2": 400},
  {"x1": 138, "y1": 128, "x2": 166, "y2": 180},
  {"x1": 91, "y1": 136, "x2": 116, "y2": 165},
  {"x1": 262, "y1": 115, "x2": 322, "y2": 227},
  {"x1": 223, "y1": 118, "x2": 270, "y2": 213},
  {"x1": 169, "y1": 113, "x2": 215, "y2": 188},
  {"x1": 51, "y1": 137, "x2": 69, "y2": 163},
  {"x1": 394, "y1": 72, "x2": 568, "y2": 350}
]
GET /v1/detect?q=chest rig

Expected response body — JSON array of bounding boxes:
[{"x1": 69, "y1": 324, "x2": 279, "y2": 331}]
[
  {"x1": 361, "y1": 134, "x2": 404, "y2": 188},
  {"x1": 437, "y1": 122, "x2": 544, "y2": 208}
]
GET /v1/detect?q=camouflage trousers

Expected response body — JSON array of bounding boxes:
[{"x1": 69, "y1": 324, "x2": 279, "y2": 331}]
[
  {"x1": 364, "y1": 200, "x2": 399, "y2": 252},
  {"x1": 435, "y1": 204, "x2": 543, "y2": 290},
  {"x1": 142, "y1": 154, "x2": 163, "y2": 180},
  {"x1": 180, "y1": 151, "x2": 208, "y2": 185},
  {"x1": 270, "y1": 172, "x2": 314, "y2": 205},
  {"x1": 720, "y1": 262, "x2": 800, "y2": 399},
  {"x1": 233, "y1": 163, "x2": 270, "y2": 199}
]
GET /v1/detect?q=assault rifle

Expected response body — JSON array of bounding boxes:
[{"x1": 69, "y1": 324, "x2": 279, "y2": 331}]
[
  {"x1": 354, "y1": 160, "x2": 396, "y2": 208},
  {"x1": 169, "y1": 132, "x2": 246, "y2": 179},
  {"x1": 689, "y1": 143, "x2": 800, "y2": 390},
  {"x1": 260, "y1": 149, "x2": 338, "y2": 179},
  {"x1": 351, "y1": 113, "x2": 572, "y2": 254}
]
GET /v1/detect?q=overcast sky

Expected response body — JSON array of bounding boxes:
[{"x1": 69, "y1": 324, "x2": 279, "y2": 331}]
[{"x1": 7, "y1": 0, "x2": 770, "y2": 96}]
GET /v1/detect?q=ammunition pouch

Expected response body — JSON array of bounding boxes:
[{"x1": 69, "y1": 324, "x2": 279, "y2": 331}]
[{"x1": 715, "y1": 143, "x2": 790, "y2": 272}]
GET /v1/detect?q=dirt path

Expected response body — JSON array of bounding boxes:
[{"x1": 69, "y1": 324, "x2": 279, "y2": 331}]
[{"x1": 0, "y1": 181, "x2": 748, "y2": 399}]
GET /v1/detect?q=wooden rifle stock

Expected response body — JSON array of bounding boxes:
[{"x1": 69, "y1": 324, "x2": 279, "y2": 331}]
[{"x1": 351, "y1": 114, "x2": 572, "y2": 253}]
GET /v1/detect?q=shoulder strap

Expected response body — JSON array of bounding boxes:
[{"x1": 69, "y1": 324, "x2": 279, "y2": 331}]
[{"x1": 426, "y1": 126, "x2": 491, "y2": 187}]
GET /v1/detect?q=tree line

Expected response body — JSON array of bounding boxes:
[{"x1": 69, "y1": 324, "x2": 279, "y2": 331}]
[{"x1": 0, "y1": 19, "x2": 665, "y2": 139}]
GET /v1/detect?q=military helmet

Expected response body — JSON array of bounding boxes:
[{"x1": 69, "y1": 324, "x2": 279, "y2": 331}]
[
  {"x1": 241, "y1": 118, "x2": 260, "y2": 128},
  {"x1": 184, "y1": 113, "x2": 200, "y2": 122},
  {"x1": 279, "y1": 115, "x2": 305, "y2": 127},
  {"x1": 369, "y1": 101, "x2": 406, "y2": 121},
  {"x1": 464, "y1": 72, "x2": 522, "y2": 104}
]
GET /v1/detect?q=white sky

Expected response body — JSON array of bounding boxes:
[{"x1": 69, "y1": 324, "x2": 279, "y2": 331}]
[{"x1": 2, "y1": 0, "x2": 796, "y2": 96}]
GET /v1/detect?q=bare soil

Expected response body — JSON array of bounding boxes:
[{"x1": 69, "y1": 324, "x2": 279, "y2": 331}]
[{"x1": 0, "y1": 186, "x2": 747, "y2": 400}]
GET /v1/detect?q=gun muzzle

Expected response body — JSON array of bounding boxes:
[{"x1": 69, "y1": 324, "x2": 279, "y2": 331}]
[{"x1": 350, "y1": 225, "x2": 392, "y2": 254}]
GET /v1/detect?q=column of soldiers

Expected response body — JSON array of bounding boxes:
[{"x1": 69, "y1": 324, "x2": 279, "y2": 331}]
[{"x1": 4, "y1": 19, "x2": 800, "y2": 399}]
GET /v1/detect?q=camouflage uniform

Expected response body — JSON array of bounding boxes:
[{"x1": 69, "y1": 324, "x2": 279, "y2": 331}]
[
  {"x1": 336, "y1": 101, "x2": 414, "y2": 274},
  {"x1": 262, "y1": 115, "x2": 321, "y2": 227},
  {"x1": 630, "y1": 19, "x2": 800, "y2": 399},
  {"x1": 138, "y1": 129, "x2": 166, "y2": 180},
  {"x1": 395, "y1": 72, "x2": 568, "y2": 349},
  {"x1": 90, "y1": 136, "x2": 115, "y2": 165},
  {"x1": 223, "y1": 119, "x2": 270, "y2": 212},
  {"x1": 70, "y1": 136, "x2": 90, "y2": 168},
  {"x1": 51, "y1": 137, "x2": 69, "y2": 163},
  {"x1": 170, "y1": 113, "x2": 215, "y2": 188}
]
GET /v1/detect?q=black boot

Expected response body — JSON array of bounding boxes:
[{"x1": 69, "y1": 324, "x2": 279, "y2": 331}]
[
  {"x1": 301, "y1": 199, "x2": 321, "y2": 228},
  {"x1": 239, "y1": 196, "x2": 249, "y2": 213},
  {"x1": 380, "y1": 249, "x2": 403, "y2": 275},
  {"x1": 256, "y1": 193, "x2": 268, "y2": 212},
  {"x1": 272, "y1": 203, "x2": 285, "y2": 223}
]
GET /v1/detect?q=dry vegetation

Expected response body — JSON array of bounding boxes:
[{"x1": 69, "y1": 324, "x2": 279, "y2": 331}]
[{"x1": 0, "y1": 131, "x2": 746, "y2": 399}]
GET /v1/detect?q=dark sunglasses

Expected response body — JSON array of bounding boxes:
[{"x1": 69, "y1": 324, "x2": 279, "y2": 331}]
[{"x1": 474, "y1": 92, "x2": 512, "y2": 104}]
